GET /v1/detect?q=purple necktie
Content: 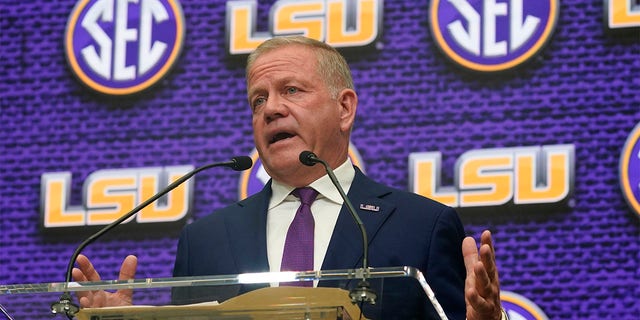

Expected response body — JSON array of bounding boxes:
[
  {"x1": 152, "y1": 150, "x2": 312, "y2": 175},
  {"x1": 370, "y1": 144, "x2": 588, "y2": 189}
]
[{"x1": 280, "y1": 187, "x2": 318, "y2": 287}]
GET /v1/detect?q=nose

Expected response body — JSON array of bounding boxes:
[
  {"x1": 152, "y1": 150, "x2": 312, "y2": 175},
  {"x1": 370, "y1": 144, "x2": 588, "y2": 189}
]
[{"x1": 263, "y1": 95, "x2": 289, "y2": 123}]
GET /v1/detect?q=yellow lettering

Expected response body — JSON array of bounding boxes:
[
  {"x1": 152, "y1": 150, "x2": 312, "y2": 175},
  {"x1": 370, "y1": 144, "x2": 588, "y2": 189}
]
[
  {"x1": 409, "y1": 153, "x2": 458, "y2": 206},
  {"x1": 41, "y1": 173, "x2": 85, "y2": 227},
  {"x1": 40, "y1": 166, "x2": 196, "y2": 228},
  {"x1": 515, "y1": 149, "x2": 571, "y2": 204},
  {"x1": 326, "y1": 0, "x2": 378, "y2": 46},
  {"x1": 227, "y1": 2, "x2": 269, "y2": 54},
  {"x1": 273, "y1": 1, "x2": 324, "y2": 40},
  {"x1": 408, "y1": 145, "x2": 574, "y2": 209},
  {"x1": 138, "y1": 169, "x2": 190, "y2": 223},
  {"x1": 608, "y1": 0, "x2": 640, "y2": 29},
  {"x1": 459, "y1": 155, "x2": 513, "y2": 207},
  {"x1": 86, "y1": 176, "x2": 137, "y2": 225},
  {"x1": 225, "y1": 0, "x2": 381, "y2": 55}
]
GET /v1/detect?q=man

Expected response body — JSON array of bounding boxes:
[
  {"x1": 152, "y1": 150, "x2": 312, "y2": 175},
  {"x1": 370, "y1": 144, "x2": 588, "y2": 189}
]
[{"x1": 73, "y1": 36, "x2": 505, "y2": 320}]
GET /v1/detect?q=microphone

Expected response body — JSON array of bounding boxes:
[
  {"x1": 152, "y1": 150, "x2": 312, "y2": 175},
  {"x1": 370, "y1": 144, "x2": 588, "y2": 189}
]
[
  {"x1": 51, "y1": 156, "x2": 253, "y2": 318},
  {"x1": 298, "y1": 151, "x2": 376, "y2": 305}
]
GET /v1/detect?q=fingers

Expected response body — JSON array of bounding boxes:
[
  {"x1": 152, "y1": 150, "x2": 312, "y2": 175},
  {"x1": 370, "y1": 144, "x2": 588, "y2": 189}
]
[
  {"x1": 78, "y1": 296, "x2": 92, "y2": 308},
  {"x1": 73, "y1": 254, "x2": 99, "y2": 307},
  {"x1": 72, "y1": 266, "x2": 93, "y2": 307},
  {"x1": 480, "y1": 244, "x2": 497, "y2": 281},
  {"x1": 464, "y1": 230, "x2": 503, "y2": 320},
  {"x1": 76, "y1": 254, "x2": 102, "y2": 282},
  {"x1": 465, "y1": 263, "x2": 495, "y2": 320},
  {"x1": 466, "y1": 280, "x2": 492, "y2": 313},
  {"x1": 480, "y1": 230, "x2": 494, "y2": 248},
  {"x1": 72, "y1": 267, "x2": 88, "y2": 282},
  {"x1": 479, "y1": 231, "x2": 500, "y2": 286},
  {"x1": 115, "y1": 255, "x2": 138, "y2": 304},
  {"x1": 72, "y1": 254, "x2": 138, "y2": 308},
  {"x1": 462, "y1": 236, "x2": 479, "y2": 276},
  {"x1": 119, "y1": 255, "x2": 138, "y2": 280},
  {"x1": 473, "y1": 261, "x2": 492, "y2": 297}
]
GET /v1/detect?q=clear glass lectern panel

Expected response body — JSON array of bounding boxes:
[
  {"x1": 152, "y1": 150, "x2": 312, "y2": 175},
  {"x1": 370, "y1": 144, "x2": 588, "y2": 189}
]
[{"x1": 0, "y1": 266, "x2": 448, "y2": 320}]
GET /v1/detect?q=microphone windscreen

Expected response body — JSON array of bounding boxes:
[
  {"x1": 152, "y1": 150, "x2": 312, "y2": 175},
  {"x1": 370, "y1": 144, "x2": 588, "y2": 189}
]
[
  {"x1": 299, "y1": 151, "x2": 318, "y2": 166},
  {"x1": 230, "y1": 156, "x2": 253, "y2": 171}
]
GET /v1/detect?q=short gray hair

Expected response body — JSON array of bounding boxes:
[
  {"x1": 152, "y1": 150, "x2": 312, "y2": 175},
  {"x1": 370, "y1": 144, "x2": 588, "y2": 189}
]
[{"x1": 246, "y1": 36, "x2": 354, "y2": 97}]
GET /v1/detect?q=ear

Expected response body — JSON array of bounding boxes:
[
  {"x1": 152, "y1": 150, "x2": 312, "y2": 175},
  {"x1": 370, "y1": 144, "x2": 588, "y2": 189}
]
[{"x1": 336, "y1": 88, "x2": 358, "y2": 133}]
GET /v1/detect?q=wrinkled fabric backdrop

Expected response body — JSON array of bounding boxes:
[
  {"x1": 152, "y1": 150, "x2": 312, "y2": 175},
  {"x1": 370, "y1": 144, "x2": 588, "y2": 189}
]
[{"x1": 1, "y1": 0, "x2": 638, "y2": 319}]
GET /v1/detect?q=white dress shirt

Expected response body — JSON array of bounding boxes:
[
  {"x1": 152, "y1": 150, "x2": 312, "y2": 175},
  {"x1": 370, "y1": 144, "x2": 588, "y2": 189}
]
[{"x1": 266, "y1": 159, "x2": 355, "y2": 286}]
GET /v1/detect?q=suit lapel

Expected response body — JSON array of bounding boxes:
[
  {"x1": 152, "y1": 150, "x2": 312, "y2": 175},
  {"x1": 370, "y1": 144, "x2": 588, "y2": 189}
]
[
  {"x1": 224, "y1": 183, "x2": 271, "y2": 273},
  {"x1": 321, "y1": 168, "x2": 395, "y2": 270},
  {"x1": 222, "y1": 170, "x2": 397, "y2": 273}
]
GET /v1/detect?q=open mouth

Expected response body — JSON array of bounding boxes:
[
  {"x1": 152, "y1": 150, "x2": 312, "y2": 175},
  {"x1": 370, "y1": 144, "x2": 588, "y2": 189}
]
[{"x1": 269, "y1": 132, "x2": 295, "y2": 144}]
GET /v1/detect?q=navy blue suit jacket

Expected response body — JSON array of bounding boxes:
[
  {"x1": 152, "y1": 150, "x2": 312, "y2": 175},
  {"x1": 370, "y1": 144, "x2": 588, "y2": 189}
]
[{"x1": 173, "y1": 167, "x2": 466, "y2": 319}]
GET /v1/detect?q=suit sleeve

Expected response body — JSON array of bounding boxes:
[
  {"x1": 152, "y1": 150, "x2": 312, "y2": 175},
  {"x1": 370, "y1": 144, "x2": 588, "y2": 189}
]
[
  {"x1": 171, "y1": 227, "x2": 191, "y2": 304},
  {"x1": 426, "y1": 206, "x2": 467, "y2": 320},
  {"x1": 170, "y1": 215, "x2": 247, "y2": 305},
  {"x1": 173, "y1": 227, "x2": 190, "y2": 277}
]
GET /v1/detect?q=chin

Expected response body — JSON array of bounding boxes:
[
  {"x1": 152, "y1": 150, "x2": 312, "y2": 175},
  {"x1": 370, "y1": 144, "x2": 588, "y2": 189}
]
[{"x1": 263, "y1": 156, "x2": 302, "y2": 176}]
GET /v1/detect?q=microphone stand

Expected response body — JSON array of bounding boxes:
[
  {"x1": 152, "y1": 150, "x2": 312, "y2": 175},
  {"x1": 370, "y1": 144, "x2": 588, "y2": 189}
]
[
  {"x1": 298, "y1": 151, "x2": 376, "y2": 305},
  {"x1": 0, "y1": 303, "x2": 14, "y2": 320},
  {"x1": 51, "y1": 157, "x2": 252, "y2": 318}
]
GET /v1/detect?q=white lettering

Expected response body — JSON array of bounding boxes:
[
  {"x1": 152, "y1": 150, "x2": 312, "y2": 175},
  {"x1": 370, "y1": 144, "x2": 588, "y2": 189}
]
[
  {"x1": 446, "y1": 0, "x2": 542, "y2": 57},
  {"x1": 79, "y1": 0, "x2": 171, "y2": 81},
  {"x1": 113, "y1": 0, "x2": 138, "y2": 80},
  {"x1": 81, "y1": 0, "x2": 114, "y2": 79},
  {"x1": 510, "y1": 0, "x2": 539, "y2": 51},
  {"x1": 483, "y1": 0, "x2": 507, "y2": 57},
  {"x1": 447, "y1": 0, "x2": 480, "y2": 55},
  {"x1": 139, "y1": 0, "x2": 169, "y2": 75}
]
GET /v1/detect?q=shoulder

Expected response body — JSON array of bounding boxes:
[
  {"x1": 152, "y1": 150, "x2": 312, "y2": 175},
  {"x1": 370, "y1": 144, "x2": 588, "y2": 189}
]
[
  {"x1": 184, "y1": 184, "x2": 271, "y2": 232},
  {"x1": 354, "y1": 166, "x2": 453, "y2": 211},
  {"x1": 352, "y1": 167, "x2": 462, "y2": 231}
]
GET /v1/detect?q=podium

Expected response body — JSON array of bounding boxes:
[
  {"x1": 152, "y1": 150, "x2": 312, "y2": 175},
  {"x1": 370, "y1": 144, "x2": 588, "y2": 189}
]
[
  {"x1": 0, "y1": 266, "x2": 449, "y2": 320},
  {"x1": 75, "y1": 287, "x2": 361, "y2": 320}
]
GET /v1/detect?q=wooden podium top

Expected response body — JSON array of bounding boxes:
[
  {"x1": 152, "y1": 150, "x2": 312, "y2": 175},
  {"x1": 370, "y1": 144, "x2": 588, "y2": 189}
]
[{"x1": 76, "y1": 286, "x2": 366, "y2": 320}]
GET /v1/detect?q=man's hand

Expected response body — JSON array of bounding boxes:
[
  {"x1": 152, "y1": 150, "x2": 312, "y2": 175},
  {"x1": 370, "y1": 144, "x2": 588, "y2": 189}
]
[
  {"x1": 71, "y1": 254, "x2": 137, "y2": 308},
  {"x1": 462, "y1": 230, "x2": 504, "y2": 320}
]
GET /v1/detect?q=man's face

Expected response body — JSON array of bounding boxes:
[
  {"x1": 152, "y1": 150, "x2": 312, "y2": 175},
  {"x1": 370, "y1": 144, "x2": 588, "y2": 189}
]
[{"x1": 247, "y1": 45, "x2": 355, "y2": 186}]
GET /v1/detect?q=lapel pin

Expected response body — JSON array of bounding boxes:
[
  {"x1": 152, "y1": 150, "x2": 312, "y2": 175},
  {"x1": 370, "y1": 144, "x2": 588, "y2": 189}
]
[{"x1": 359, "y1": 204, "x2": 380, "y2": 212}]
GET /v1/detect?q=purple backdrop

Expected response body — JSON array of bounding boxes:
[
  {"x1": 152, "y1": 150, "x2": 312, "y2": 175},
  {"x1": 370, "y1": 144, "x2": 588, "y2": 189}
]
[{"x1": 1, "y1": 0, "x2": 639, "y2": 319}]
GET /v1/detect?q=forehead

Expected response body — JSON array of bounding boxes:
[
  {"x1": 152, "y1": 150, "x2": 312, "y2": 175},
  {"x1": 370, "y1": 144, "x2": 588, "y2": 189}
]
[{"x1": 247, "y1": 45, "x2": 318, "y2": 83}]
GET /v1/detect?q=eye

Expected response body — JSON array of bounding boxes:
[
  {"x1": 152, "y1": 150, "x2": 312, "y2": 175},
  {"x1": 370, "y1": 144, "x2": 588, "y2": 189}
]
[
  {"x1": 286, "y1": 87, "x2": 298, "y2": 94},
  {"x1": 252, "y1": 97, "x2": 266, "y2": 110}
]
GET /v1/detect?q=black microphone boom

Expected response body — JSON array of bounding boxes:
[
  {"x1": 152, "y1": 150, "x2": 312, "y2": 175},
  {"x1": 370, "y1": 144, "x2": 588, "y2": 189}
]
[
  {"x1": 51, "y1": 156, "x2": 252, "y2": 318},
  {"x1": 298, "y1": 151, "x2": 376, "y2": 305},
  {"x1": 299, "y1": 151, "x2": 368, "y2": 270}
]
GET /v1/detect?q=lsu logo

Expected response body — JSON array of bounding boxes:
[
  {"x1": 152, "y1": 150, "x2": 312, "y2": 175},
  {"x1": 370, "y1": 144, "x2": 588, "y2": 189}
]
[
  {"x1": 501, "y1": 291, "x2": 550, "y2": 320},
  {"x1": 226, "y1": 0, "x2": 383, "y2": 55},
  {"x1": 605, "y1": 0, "x2": 640, "y2": 30},
  {"x1": 65, "y1": 0, "x2": 185, "y2": 95},
  {"x1": 40, "y1": 166, "x2": 193, "y2": 228},
  {"x1": 430, "y1": 0, "x2": 559, "y2": 72},
  {"x1": 239, "y1": 144, "x2": 365, "y2": 199},
  {"x1": 620, "y1": 122, "x2": 640, "y2": 218},
  {"x1": 409, "y1": 145, "x2": 574, "y2": 208}
]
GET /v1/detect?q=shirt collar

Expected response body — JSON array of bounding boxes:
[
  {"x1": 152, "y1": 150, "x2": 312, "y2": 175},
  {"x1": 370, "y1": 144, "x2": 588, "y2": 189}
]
[{"x1": 269, "y1": 158, "x2": 355, "y2": 209}]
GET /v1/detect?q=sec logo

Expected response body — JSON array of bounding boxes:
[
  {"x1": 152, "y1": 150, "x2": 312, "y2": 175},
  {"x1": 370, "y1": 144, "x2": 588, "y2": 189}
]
[
  {"x1": 429, "y1": 0, "x2": 559, "y2": 72},
  {"x1": 620, "y1": 122, "x2": 640, "y2": 218},
  {"x1": 238, "y1": 143, "x2": 365, "y2": 200},
  {"x1": 65, "y1": 0, "x2": 185, "y2": 95}
]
